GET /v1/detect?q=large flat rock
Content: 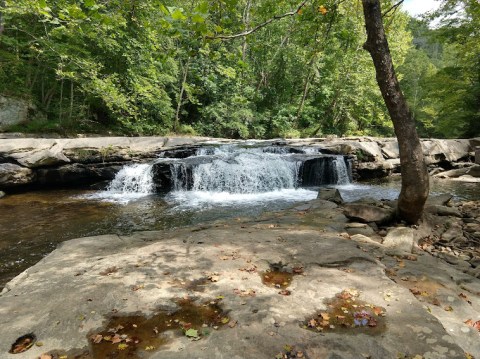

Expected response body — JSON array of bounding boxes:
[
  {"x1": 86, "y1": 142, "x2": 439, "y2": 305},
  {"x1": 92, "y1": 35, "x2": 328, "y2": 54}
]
[{"x1": 1, "y1": 208, "x2": 478, "y2": 358}]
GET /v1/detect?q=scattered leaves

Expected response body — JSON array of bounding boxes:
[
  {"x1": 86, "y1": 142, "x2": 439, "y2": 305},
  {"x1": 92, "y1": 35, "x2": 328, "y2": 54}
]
[
  {"x1": 118, "y1": 343, "x2": 128, "y2": 350},
  {"x1": 233, "y1": 288, "x2": 256, "y2": 297}
]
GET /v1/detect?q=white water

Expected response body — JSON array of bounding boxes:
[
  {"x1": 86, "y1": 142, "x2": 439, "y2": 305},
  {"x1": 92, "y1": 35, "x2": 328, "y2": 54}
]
[
  {"x1": 334, "y1": 158, "x2": 350, "y2": 185},
  {"x1": 85, "y1": 163, "x2": 154, "y2": 203},
  {"x1": 89, "y1": 145, "x2": 351, "y2": 206},
  {"x1": 182, "y1": 147, "x2": 301, "y2": 193}
]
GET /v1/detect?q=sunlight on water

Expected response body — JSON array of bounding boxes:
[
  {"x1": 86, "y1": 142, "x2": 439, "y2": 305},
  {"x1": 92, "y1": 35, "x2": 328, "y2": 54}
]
[{"x1": 166, "y1": 188, "x2": 318, "y2": 208}]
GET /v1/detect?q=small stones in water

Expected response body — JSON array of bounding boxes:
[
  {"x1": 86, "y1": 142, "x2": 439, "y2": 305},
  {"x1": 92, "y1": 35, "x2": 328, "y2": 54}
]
[{"x1": 302, "y1": 290, "x2": 386, "y2": 335}]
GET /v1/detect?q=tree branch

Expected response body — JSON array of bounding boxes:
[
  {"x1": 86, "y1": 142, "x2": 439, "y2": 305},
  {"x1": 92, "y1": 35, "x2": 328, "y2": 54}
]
[
  {"x1": 206, "y1": 1, "x2": 308, "y2": 40},
  {"x1": 382, "y1": 0, "x2": 404, "y2": 18}
]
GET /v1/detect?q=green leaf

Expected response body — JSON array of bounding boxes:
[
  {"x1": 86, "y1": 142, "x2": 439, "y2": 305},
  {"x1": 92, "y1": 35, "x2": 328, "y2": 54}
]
[
  {"x1": 171, "y1": 9, "x2": 187, "y2": 21},
  {"x1": 38, "y1": 0, "x2": 47, "y2": 8},
  {"x1": 192, "y1": 14, "x2": 205, "y2": 24},
  {"x1": 185, "y1": 328, "x2": 199, "y2": 338},
  {"x1": 84, "y1": 0, "x2": 95, "y2": 8}
]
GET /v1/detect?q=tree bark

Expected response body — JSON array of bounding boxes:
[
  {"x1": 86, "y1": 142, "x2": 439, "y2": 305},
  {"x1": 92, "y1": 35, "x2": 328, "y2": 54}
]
[
  {"x1": 361, "y1": 0, "x2": 429, "y2": 224},
  {"x1": 0, "y1": 0, "x2": 5, "y2": 36}
]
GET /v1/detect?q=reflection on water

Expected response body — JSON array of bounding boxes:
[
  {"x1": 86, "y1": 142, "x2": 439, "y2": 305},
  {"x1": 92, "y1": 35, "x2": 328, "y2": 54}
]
[{"x1": 0, "y1": 178, "x2": 478, "y2": 289}]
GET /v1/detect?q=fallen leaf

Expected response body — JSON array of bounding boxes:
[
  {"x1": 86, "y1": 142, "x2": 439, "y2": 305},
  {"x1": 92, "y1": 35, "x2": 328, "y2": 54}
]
[
  {"x1": 308, "y1": 319, "x2": 318, "y2": 328},
  {"x1": 39, "y1": 355, "x2": 52, "y2": 359},
  {"x1": 185, "y1": 328, "x2": 199, "y2": 338},
  {"x1": 91, "y1": 334, "x2": 103, "y2": 344},
  {"x1": 410, "y1": 287, "x2": 421, "y2": 296},
  {"x1": 278, "y1": 289, "x2": 291, "y2": 296},
  {"x1": 111, "y1": 334, "x2": 122, "y2": 344},
  {"x1": 221, "y1": 317, "x2": 230, "y2": 324},
  {"x1": 118, "y1": 343, "x2": 128, "y2": 350}
]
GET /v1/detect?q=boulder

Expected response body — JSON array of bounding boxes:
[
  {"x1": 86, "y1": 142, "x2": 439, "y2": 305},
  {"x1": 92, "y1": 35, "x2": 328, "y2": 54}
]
[
  {"x1": 425, "y1": 205, "x2": 463, "y2": 218},
  {"x1": 317, "y1": 188, "x2": 344, "y2": 204},
  {"x1": 433, "y1": 164, "x2": 480, "y2": 179},
  {"x1": 382, "y1": 227, "x2": 415, "y2": 254},
  {"x1": 380, "y1": 140, "x2": 399, "y2": 159},
  {"x1": 0, "y1": 191, "x2": 5, "y2": 198},
  {"x1": 10, "y1": 147, "x2": 71, "y2": 168},
  {"x1": 343, "y1": 204, "x2": 395, "y2": 224},
  {"x1": 345, "y1": 223, "x2": 376, "y2": 237},
  {"x1": 426, "y1": 194, "x2": 453, "y2": 206},
  {"x1": 0, "y1": 163, "x2": 35, "y2": 187},
  {"x1": 0, "y1": 96, "x2": 33, "y2": 130},
  {"x1": 422, "y1": 139, "x2": 471, "y2": 164}
]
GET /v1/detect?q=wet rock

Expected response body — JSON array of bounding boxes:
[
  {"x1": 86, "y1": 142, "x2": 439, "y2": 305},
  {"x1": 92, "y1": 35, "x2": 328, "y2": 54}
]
[
  {"x1": 0, "y1": 163, "x2": 35, "y2": 187},
  {"x1": 343, "y1": 204, "x2": 395, "y2": 225},
  {"x1": 0, "y1": 191, "x2": 5, "y2": 198},
  {"x1": 382, "y1": 227, "x2": 414, "y2": 254},
  {"x1": 317, "y1": 188, "x2": 344, "y2": 204},
  {"x1": 425, "y1": 205, "x2": 462, "y2": 218},
  {"x1": 36, "y1": 163, "x2": 120, "y2": 186}
]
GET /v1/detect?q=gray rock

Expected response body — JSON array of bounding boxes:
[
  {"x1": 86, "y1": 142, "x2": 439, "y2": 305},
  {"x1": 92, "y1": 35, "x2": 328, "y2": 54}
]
[
  {"x1": 0, "y1": 163, "x2": 35, "y2": 187},
  {"x1": 382, "y1": 227, "x2": 415, "y2": 254},
  {"x1": 345, "y1": 223, "x2": 376, "y2": 237},
  {"x1": 380, "y1": 140, "x2": 399, "y2": 159},
  {"x1": 350, "y1": 233, "x2": 382, "y2": 245},
  {"x1": 426, "y1": 194, "x2": 453, "y2": 206},
  {"x1": 425, "y1": 205, "x2": 463, "y2": 218},
  {"x1": 11, "y1": 147, "x2": 71, "y2": 168},
  {"x1": 344, "y1": 204, "x2": 395, "y2": 224},
  {"x1": 0, "y1": 191, "x2": 5, "y2": 198},
  {"x1": 0, "y1": 95, "x2": 33, "y2": 130},
  {"x1": 317, "y1": 188, "x2": 344, "y2": 204}
]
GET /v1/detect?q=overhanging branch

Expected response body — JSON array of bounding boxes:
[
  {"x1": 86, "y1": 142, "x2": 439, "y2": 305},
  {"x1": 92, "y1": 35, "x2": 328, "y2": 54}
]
[
  {"x1": 205, "y1": 1, "x2": 308, "y2": 40},
  {"x1": 382, "y1": 0, "x2": 404, "y2": 17}
]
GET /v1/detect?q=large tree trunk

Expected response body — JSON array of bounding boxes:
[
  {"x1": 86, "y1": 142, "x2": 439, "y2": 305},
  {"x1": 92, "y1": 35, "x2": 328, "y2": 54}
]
[{"x1": 361, "y1": 0, "x2": 429, "y2": 224}]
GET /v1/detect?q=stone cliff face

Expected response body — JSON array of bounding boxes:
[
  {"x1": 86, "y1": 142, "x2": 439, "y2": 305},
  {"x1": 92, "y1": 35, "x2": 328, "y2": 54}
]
[
  {"x1": 0, "y1": 136, "x2": 478, "y2": 191},
  {"x1": 0, "y1": 96, "x2": 33, "y2": 130}
]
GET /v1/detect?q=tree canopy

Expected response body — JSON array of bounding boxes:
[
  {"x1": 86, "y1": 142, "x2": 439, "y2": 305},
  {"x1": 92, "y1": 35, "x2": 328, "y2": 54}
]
[{"x1": 0, "y1": 0, "x2": 478, "y2": 138}]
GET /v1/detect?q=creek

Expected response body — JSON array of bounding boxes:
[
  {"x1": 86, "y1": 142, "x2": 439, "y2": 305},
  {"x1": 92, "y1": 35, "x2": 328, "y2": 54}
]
[{"x1": 1, "y1": 144, "x2": 478, "y2": 289}]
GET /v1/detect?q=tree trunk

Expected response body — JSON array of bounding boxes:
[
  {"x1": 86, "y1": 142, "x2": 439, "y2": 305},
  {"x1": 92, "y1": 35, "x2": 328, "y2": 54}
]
[
  {"x1": 361, "y1": 0, "x2": 429, "y2": 224},
  {"x1": 174, "y1": 58, "x2": 190, "y2": 133},
  {"x1": 0, "y1": 0, "x2": 5, "y2": 36}
]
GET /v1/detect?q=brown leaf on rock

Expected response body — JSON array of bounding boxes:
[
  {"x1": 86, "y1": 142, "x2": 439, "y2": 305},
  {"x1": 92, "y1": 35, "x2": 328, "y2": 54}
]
[
  {"x1": 91, "y1": 334, "x2": 103, "y2": 344},
  {"x1": 279, "y1": 289, "x2": 291, "y2": 296}
]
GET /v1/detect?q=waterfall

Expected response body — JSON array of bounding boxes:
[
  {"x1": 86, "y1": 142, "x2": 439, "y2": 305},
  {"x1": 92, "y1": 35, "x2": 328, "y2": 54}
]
[
  {"x1": 173, "y1": 146, "x2": 301, "y2": 193},
  {"x1": 334, "y1": 157, "x2": 350, "y2": 184},
  {"x1": 100, "y1": 145, "x2": 351, "y2": 205},
  {"x1": 107, "y1": 163, "x2": 154, "y2": 194}
]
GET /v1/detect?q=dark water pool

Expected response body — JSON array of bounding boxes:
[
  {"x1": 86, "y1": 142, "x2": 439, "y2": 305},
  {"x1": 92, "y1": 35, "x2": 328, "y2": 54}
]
[{"x1": 0, "y1": 178, "x2": 478, "y2": 289}]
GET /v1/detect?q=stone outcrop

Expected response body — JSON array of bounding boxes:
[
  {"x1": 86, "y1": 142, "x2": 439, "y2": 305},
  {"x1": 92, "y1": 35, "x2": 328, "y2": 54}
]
[
  {"x1": 0, "y1": 163, "x2": 35, "y2": 186},
  {"x1": 0, "y1": 96, "x2": 33, "y2": 130},
  {"x1": 0, "y1": 136, "x2": 476, "y2": 190}
]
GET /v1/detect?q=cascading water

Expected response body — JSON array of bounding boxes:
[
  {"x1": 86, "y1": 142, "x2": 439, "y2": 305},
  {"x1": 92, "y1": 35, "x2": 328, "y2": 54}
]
[
  {"x1": 107, "y1": 163, "x2": 154, "y2": 194},
  {"x1": 87, "y1": 163, "x2": 154, "y2": 203},
  {"x1": 96, "y1": 144, "x2": 352, "y2": 206},
  {"x1": 173, "y1": 146, "x2": 301, "y2": 193}
]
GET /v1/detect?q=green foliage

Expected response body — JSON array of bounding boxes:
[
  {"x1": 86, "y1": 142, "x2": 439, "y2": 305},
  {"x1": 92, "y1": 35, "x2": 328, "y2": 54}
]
[{"x1": 0, "y1": 0, "x2": 475, "y2": 138}]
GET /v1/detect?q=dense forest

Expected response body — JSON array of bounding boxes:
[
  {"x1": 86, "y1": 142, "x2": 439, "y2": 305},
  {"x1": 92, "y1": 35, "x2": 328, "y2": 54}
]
[{"x1": 0, "y1": 0, "x2": 478, "y2": 138}]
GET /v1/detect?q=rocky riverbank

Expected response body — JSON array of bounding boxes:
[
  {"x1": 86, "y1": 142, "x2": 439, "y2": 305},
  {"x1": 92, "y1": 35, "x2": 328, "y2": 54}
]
[
  {"x1": 0, "y1": 136, "x2": 479, "y2": 192},
  {"x1": 1, "y1": 193, "x2": 480, "y2": 358}
]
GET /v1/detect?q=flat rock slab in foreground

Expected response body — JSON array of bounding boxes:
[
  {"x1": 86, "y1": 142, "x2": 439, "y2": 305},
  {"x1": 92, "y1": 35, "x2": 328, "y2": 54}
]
[{"x1": 1, "y1": 204, "x2": 479, "y2": 358}]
